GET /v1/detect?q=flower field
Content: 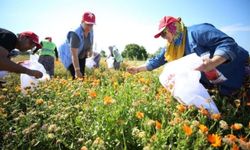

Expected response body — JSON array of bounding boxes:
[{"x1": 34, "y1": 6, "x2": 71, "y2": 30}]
[{"x1": 0, "y1": 57, "x2": 249, "y2": 150}]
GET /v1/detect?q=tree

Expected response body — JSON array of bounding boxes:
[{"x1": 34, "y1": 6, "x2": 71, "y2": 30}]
[
  {"x1": 122, "y1": 44, "x2": 148, "y2": 60},
  {"x1": 148, "y1": 47, "x2": 165, "y2": 58}
]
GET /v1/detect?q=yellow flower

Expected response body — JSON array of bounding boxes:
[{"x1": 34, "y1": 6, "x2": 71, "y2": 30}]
[
  {"x1": 36, "y1": 98, "x2": 44, "y2": 105},
  {"x1": 207, "y1": 134, "x2": 222, "y2": 147},
  {"x1": 182, "y1": 124, "x2": 192, "y2": 136},
  {"x1": 15, "y1": 86, "x2": 21, "y2": 92},
  {"x1": 231, "y1": 123, "x2": 243, "y2": 130},
  {"x1": 211, "y1": 113, "x2": 221, "y2": 120},
  {"x1": 199, "y1": 124, "x2": 208, "y2": 133},
  {"x1": 176, "y1": 104, "x2": 186, "y2": 112},
  {"x1": 136, "y1": 111, "x2": 144, "y2": 119},
  {"x1": 103, "y1": 96, "x2": 114, "y2": 105}
]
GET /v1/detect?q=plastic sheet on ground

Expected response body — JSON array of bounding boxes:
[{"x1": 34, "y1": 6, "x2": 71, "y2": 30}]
[{"x1": 159, "y1": 53, "x2": 220, "y2": 114}]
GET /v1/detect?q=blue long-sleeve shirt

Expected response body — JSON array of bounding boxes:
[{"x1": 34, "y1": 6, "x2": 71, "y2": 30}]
[{"x1": 146, "y1": 23, "x2": 249, "y2": 95}]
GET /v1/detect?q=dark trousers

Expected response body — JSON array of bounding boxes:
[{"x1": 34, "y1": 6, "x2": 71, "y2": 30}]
[
  {"x1": 38, "y1": 55, "x2": 55, "y2": 77},
  {"x1": 67, "y1": 57, "x2": 86, "y2": 79}
]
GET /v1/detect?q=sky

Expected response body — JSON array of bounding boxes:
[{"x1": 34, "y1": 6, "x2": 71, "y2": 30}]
[{"x1": 1, "y1": 0, "x2": 250, "y2": 54}]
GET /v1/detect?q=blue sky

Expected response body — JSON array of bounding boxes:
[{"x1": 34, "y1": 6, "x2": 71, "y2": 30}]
[{"x1": 1, "y1": 0, "x2": 250, "y2": 54}]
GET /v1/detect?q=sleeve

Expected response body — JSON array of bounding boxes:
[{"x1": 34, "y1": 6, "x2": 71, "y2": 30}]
[
  {"x1": 195, "y1": 24, "x2": 237, "y2": 61},
  {"x1": 68, "y1": 31, "x2": 80, "y2": 49},
  {"x1": 146, "y1": 47, "x2": 167, "y2": 71}
]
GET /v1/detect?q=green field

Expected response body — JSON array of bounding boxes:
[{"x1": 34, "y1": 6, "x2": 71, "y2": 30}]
[{"x1": 0, "y1": 56, "x2": 249, "y2": 150}]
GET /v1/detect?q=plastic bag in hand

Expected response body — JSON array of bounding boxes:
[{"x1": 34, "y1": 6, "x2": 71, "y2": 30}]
[
  {"x1": 20, "y1": 54, "x2": 50, "y2": 93},
  {"x1": 159, "y1": 53, "x2": 220, "y2": 114}
]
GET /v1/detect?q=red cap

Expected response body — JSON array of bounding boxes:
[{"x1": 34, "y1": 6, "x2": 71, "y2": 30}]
[
  {"x1": 154, "y1": 16, "x2": 180, "y2": 38},
  {"x1": 19, "y1": 31, "x2": 42, "y2": 49},
  {"x1": 82, "y1": 12, "x2": 96, "y2": 24}
]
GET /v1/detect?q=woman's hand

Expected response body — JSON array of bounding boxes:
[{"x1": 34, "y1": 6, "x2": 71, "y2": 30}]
[
  {"x1": 195, "y1": 56, "x2": 227, "y2": 72},
  {"x1": 75, "y1": 69, "x2": 83, "y2": 78},
  {"x1": 127, "y1": 65, "x2": 148, "y2": 75},
  {"x1": 127, "y1": 66, "x2": 139, "y2": 74}
]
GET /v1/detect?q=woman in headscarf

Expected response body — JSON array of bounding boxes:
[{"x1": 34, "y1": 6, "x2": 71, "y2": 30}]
[{"x1": 127, "y1": 16, "x2": 249, "y2": 96}]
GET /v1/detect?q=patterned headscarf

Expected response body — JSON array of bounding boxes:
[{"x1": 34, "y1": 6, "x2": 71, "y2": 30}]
[{"x1": 164, "y1": 19, "x2": 187, "y2": 62}]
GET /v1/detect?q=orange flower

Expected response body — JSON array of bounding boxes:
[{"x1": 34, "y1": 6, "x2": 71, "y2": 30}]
[
  {"x1": 36, "y1": 98, "x2": 44, "y2": 105},
  {"x1": 103, "y1": 96, "x2": 114, "y2": 105},
  {"x1": 155, "y1": 120, "x2": 162, "y2": 130},
  {"x1": 225, "y1": 134, "x2": 237, "y2": 142},
  {"x1": 182, "y1": 124, "x2": 192, "y2": 136},
  {"x1": 136, "y1": 112, "x2": 144, "y2": 119},
  {"x1": 176, "y1": 104, "x2": 186, "y2": 112},
  {"x1": 199, "y1": 107, "x2": 209, "y2": 116},
  {"x1": 89, "y1": 91, "x2": 97, "y2": 98},
  {"x1": 211, "y1": 113, "x2": 221, "y2": 120},
  {"x1": 199, "y1": 124, "x2": 208, "y2": 133},
  {"x1": 207, "y1": 134, "x2": 222, "y2": 147},
  {"x1": 232, "y1": 144, "x2": 239, "y2": 150},
  {"x1": 231, "y1": 123, "x2": 243, "y2": 130},
  {"x1": 81, "y1": 146, "x2": 88, "y2": 150}
]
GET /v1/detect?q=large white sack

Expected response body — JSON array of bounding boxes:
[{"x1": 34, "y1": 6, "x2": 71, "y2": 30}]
[
  {"x1": 107, "y1": 57, "x2": 114, "y2": 68},
  {"x1": 159, "y1": 53, "x2": 219, "y2": 114},
  {"x1": 85, "y1": 57, "x2": 96, "y2": 69},
  {"x1": 20, "y1": 54, "x2": 50, "y2": 93}
]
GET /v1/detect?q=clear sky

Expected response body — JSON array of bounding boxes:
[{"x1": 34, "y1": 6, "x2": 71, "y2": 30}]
[{"x1": 1, "y1": 0, "x2": 250, "y2": 54}]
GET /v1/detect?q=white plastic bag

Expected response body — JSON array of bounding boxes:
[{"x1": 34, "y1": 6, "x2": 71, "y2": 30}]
[
  {"x1": 85, "y1": 57, "x2": 96, "y2": 69},
  {"x1": 20, "y1": 54, "x2": 50, "y2": 93},
  {"x1": 159, "y1": 53, "x2": 219, "y2": 114},
  {"x1": 0, "y1": 71, "x2": 8, "y2": 78},
  {"x1": 107, "y1": 57, "x2": 114, "y2": 68}
]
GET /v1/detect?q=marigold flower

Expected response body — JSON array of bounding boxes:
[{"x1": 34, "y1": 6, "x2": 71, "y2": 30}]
[
  {"x1": 231, "y1": 123, "x2": 243, "y2": 130},
  {"x1": 211, "y1": 113, "x2": 221, "y2": 120},
  {"x1": 36, "y1": 98, "x2": 44, "y2": 105},
  {"x1": 199, "y1": 124, "x2": 208, "y2": 133},
  {"x1": 207, "y1": 134, "x2": 222, "y2": 147},
  {"x1": 103, "y1": 96, "x2": 114, "y2": 105},
  {"x1": 182, "y1": 124, "x2": 192, "y2": 136},
  {"x1": 136, "y1": 112, "x2": 144, "y2": 119},
  {"x1": 176, "y1": 104, "x2": 186, "y2": 112},
  {"x1": 225, "y1": 134, "x2": 237, "y2": 143},
  {"x1": 232, "y1": 144, "x2": 239, "y2": 150},
  {"x1": 199, "y1": 107, "x2": 209, "y2": 116},
  {"x1": 155, "y1": 120, "x2": 162, "y2": 130},
  {"x1": 89, "y1": 91, "x2": 97, "y2": 98}
]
